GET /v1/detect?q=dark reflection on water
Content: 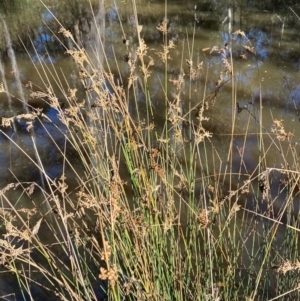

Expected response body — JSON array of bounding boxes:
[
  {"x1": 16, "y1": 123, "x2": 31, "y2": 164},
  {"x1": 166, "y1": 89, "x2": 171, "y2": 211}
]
[{"x1": 0, "y1": 108, "x2": 66, "y2": 185}]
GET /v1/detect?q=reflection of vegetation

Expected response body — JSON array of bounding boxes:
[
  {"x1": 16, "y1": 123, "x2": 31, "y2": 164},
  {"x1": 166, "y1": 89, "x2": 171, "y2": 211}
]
[
  {"x1": 0, "y1": 0, "x2": 42, "y2": 50},
  {"x1": 249, "y1": 0, "x2": 300, "y2": 24},
  {"x1": 45, "y1": 0, "x2": 100, "y2": 26},
  {"x1": 0, "y1": 0, "x2": 23, "y2": 14},
  {"x1": 45, "y1": 0, "x2": 101, "y2": 45},
  {"x1": 0, "y1": 0, "x2": 102, "y2": 51}
]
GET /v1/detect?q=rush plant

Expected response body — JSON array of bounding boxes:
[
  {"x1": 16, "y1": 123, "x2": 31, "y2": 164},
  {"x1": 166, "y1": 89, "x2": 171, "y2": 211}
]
[{"x1": 0, "y1": 1, "x2": 299, "y2": 301}]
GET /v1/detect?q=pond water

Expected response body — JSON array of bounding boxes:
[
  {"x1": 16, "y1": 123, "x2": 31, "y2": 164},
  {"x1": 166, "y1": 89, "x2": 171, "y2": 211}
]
[{"x1": 1, "y1": 0, "x2": 300, "y2": 299}]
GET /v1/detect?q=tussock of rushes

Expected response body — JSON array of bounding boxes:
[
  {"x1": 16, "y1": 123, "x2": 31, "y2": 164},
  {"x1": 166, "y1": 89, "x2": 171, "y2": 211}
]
[
  {"x1": 277, "y1": 260, "x2": 300, "y2": 275},
  {"x1": 156, "y1": 39, "x2": 175, "y2": 63},
  {"x1": 243, "y1": 45, "x2": 255, "y2": 55},
  {"x1": 2, "y1": 110, "x2": 42, "y2": 130},
  {"x1": 99, "y1": 265, "x2": 118, "y2": 287},
  {"x1": 259, "y1": 170, "x2": 271, "y2": 200},
  {"x1": 186, "y1": 59, "x2": 203, "y2": 81},
  {"x1": 30, "y1": 89, "x2": 60, "y2": 109},
  {"x1": 198, "y1": 209, "x2": 210, "y2": 228},
  {"x1": 194, "y1": 126, "x2": 212, "y2": 144},
  {"x1": 0, "y1": 7, "x2": 300, "y2": 301},
  {"x1": 1, "y1": 116, "x2": 14, "y2": 127},
  {"x1": 156, "y1": 21, "x2": 168, "y2": 35},
  {"x1": 220, "y1": 46, "x2": 232, "y2": 75},
  {"x1": 0, "y1": 238, "x2": 31, "y2": 267},
  {"x1": 136, "y1": 38, "x2": 148, "y2": 59},
  {"x1": 228, "y1": 203, "x2": 241, "y2": 220},
  {"x1": 272, "y1": 118, "x2": 293, "y2": 141}
]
